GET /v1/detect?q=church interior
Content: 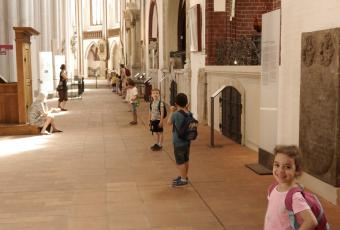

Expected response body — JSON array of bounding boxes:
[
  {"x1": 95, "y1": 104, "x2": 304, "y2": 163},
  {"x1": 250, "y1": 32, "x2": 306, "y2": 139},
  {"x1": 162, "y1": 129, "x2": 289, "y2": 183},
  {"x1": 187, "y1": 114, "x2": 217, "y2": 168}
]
[{"x1": 1, "y1": 0, "x2": 340, "y2": 229}]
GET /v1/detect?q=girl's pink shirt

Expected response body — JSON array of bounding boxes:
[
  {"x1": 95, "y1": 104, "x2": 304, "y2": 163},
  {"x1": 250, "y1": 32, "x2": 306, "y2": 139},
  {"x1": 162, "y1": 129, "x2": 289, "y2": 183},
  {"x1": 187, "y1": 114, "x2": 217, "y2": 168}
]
[{"x1": 264, "y1": 185, "x2": 311, "y2": 230}]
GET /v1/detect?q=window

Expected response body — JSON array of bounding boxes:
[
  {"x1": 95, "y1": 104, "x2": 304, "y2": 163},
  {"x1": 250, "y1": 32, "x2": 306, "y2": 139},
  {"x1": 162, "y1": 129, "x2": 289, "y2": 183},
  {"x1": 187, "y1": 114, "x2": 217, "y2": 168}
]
[
  {"x1": 189, "y1": 4, "x2": 202, "y2": 52},
  {"x1": 114, "y1": 0, "x2": 121, "y2": 24},
  {"x1": 91, "y1": 0, "x2": 103, "y2": 25}
]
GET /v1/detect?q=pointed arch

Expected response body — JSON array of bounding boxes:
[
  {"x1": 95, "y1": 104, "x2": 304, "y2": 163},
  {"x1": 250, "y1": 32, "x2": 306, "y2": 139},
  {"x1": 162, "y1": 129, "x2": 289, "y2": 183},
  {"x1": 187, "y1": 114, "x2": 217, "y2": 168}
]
[
  {"x1": 148, "y1": 0, "x2": 159, "y2": 69},
  {"x1": 84, "y1": 41, "x2": 100, "y2": 78},
  {"x1": 178, "y1": 0, "x2": 186, "y2": 51},
  {"x1": 148, "y1": 0, "x2": 158, "y2": 40},
  {"x1": 84, "y1": 41, "x2": 97, "y2": 59},
  {"x1": 109, "y1": 40, "x2": 123, "y2": 71}
]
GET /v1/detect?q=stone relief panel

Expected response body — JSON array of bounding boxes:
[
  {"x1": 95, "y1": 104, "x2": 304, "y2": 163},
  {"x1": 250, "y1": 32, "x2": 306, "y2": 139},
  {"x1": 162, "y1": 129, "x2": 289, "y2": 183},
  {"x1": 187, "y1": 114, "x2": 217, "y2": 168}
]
[
  {"x1": 300, "y1": 28, "x2": 340, "y2": 186},
  {"x1": 302, "y1": 35, "x2": 316, "y2": 67},
  {"x1": 319, "y1": 33, "x2": 335, "y2": 66}
]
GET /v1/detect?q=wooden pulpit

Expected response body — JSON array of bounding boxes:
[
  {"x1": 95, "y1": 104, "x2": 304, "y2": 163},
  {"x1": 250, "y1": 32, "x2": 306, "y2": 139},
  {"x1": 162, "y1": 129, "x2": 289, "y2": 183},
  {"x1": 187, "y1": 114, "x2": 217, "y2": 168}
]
[
  {"x1": 0, "y1": 27, "x2": 39, "y2": 135},
  {"x1": 14, "y1": 27, "x2": 39, "y2": 123}
]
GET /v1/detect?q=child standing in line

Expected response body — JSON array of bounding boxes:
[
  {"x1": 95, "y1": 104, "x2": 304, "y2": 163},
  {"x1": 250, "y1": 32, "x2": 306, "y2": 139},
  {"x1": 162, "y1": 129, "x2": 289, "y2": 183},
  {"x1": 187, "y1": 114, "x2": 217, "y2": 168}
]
[
  {"x1": 264, "y1": 145, "x2": 318, "y2": 230},
  {"x1": 111, "y1": 72, "x2": 117, "y2": 92},
  {"x1": 126, "y1": 78, "x2": 138, "y2": 125},
  {"x1": 167, "y1": 93, "x2": 191, "y2": 187},
  {"x1": 149, "y1": 88, "x2": 165, "y2": 151}
]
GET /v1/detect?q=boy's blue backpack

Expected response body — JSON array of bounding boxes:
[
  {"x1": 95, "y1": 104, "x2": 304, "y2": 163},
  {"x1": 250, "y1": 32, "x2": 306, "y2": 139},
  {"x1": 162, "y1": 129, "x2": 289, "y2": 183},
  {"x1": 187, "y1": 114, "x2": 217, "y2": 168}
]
[
  {"x1": 149, "y1": 100, "x2": 167, "y2": 118},
  {"x1": 268, "y1": 182, "x2": 330, "y2": 230},
  {"x1": 175, "y1": 110, "x2": 198, "y2": 141}
]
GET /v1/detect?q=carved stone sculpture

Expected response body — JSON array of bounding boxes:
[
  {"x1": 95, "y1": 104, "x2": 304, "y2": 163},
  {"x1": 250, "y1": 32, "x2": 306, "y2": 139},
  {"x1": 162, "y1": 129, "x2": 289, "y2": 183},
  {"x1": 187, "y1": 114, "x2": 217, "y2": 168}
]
[
  {"x1": 302, "y1": 35, "x2": 315, "y2": 66},
  {"x1": 319, "y1": 32, "x2": 335, "y2": 66}
]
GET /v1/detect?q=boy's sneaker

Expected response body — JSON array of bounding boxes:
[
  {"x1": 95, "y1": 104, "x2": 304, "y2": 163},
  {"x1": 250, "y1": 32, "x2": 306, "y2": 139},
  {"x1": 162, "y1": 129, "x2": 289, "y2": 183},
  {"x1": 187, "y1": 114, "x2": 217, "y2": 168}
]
[
  {"x1": 152, "y1": 145, "x2": 162, "y2": 151},
  {"x1": 172, "y1": 179, "x2": 188, "y2": 187},
  {"x1": 150, "y1": 144, "x2": 158, "y2": 150},
  {"x1": 172, "y1": 176, "x2": 188, "y2": 183}
]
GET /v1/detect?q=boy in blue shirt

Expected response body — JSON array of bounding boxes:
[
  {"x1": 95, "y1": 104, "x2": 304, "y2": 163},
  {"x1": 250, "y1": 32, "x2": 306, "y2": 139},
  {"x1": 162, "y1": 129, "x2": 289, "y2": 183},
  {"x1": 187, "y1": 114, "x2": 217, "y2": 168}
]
[{"x1": 167, "y1": 93, "x2": 191, "y2": 187}]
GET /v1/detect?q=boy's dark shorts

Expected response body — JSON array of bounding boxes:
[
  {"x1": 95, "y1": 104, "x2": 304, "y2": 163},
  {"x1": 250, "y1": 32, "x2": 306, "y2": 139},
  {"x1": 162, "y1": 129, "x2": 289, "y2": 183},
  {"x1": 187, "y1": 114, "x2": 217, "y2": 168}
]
[
  {"x1": 174, "y1": 144, "x2": 190, "y2": 165},
  {"x1": 150, "y1": 120, "x2": 163, "y2": 133}
]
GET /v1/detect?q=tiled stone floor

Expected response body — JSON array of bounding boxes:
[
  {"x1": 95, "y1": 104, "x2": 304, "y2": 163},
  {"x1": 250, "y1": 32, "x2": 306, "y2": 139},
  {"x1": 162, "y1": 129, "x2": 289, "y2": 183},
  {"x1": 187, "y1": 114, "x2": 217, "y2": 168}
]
[{"x1": 0, "y1": 87, "x2": 339, "y2": 230}]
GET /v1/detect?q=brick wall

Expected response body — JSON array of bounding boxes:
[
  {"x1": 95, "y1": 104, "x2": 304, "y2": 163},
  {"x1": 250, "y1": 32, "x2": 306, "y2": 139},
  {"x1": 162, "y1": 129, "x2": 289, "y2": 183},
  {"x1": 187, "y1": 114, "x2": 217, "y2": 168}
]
[
  {"x1": 273, "y1": 0, "x2": 281, "y2": 10},
  {"x1": 205, "y1": 0, "x2": 281, "y2": 65},
  {"x1": 205, "y1": 0, "x2": 228, "y2": 65}
]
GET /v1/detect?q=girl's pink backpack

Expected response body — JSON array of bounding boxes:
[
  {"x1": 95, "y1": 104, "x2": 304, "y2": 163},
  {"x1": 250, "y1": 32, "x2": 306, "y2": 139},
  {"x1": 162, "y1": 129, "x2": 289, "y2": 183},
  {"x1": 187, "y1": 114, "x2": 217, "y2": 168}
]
[{"x1": 268, "y1": 183, "x2": 330, "y2": 230}]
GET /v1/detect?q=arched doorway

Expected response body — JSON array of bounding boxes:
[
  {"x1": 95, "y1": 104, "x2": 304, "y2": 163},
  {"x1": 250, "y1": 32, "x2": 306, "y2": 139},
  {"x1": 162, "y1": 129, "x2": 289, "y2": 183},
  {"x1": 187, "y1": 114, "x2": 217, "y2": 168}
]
[
  {"x1": 170, "y1": 80, "x2": 177, "y2": 106},
  {"x1": 110, "y1": 42, "x2": 123, "y2": 72},
  {"x1": 178, "y1": 0, "x2": 186, "y2": 52},
  {"x1": 220, "y1": 86, "x2": 242, "y2": 144},
  {"x1": 86, "y1": 43, "x2": 100, "y2": 78},
  {"x1": 148, "y1": 0, "x2": 159, "y2": 69}
]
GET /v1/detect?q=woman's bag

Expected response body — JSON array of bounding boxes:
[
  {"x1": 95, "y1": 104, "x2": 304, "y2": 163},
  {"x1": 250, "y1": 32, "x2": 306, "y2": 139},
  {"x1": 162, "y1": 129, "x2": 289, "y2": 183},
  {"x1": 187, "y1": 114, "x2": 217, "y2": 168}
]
[{"x1": 56, "y1": 81, "x2": 63, "y2": 91}]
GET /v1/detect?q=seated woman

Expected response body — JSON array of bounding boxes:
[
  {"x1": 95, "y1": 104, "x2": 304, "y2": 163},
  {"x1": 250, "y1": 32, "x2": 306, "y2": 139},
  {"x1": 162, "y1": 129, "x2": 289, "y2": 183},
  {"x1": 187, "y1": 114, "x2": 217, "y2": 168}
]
[{"x1": 28, "y1": 92, "x2": 62, "y2": 135}]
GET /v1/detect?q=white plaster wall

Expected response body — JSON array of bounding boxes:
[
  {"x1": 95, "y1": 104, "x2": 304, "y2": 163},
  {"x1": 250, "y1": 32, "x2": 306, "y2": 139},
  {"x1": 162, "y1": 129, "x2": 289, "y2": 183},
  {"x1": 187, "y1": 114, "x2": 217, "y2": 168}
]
[
  {"x1": 145, "y1": 0, "x2": 163, "y2": 84},
  {"x1": 190, "y1": 0, "x2": 205, "y2": 119},
  {"x1": 279, "y1": 0, "x2": 340, "y2": 205},
  {"x1": 190, "y1": 53, "x2": 205, "y2": 118},
  {"x1": 279, "y1": 0, "x2": 340, "y2": 144},
  {"x1": 206, "y1": 66, "x2": 261, "y2": 150}
]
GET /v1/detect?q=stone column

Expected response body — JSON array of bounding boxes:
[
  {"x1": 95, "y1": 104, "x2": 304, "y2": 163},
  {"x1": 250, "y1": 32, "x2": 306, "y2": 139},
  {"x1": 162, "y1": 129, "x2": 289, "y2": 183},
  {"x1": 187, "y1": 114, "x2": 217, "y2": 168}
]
[
  {"x1": 103, "y1": 0, "x2": 108, "y2": 39},
  {"x1": 64, "y1": 0, "x2": 71, "y2": 66},
  {"x1": 7, "y1": 0, "x2": 18, "y2": 82},
  {"x1": 103, "y1": 0, "x2": 108, "y2": 77},
  {"x1": 0, "y1": 1, "x2": 9, "y2": 81},
  {"x1": 53, "y1": 0, "x2": 60, "y2": 52},
  {"x1": 28, "y1": 0, "x2": 34, "y2": 26},
  {"x1": 19, "y1": 0, "x2": 29, "y2": 26},
  {"x1": 131, "y1": 21, "x2": 136, "y2": 67},
  {"x1": 76, "y1": 0, "x2": 84, "y2": 75},
  {"x1": 30, "y1": 0, "x2": 42, "y2": 94},
  {"x1": 46, "y1": 0, "x2": 52, "y2": 50},
  {"x1": 40, "y1": 0, "x2": 48, "y2": 50},
  {"x1": 59, "y1": 0, "x2": 65, "y2": 52}
]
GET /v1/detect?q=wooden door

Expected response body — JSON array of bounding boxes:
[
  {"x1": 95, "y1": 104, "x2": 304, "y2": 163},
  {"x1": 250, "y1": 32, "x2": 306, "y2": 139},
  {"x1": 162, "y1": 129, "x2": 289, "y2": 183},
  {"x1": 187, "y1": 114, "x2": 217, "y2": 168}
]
[{"x1": 220, "y1": 86, "x2": 242, "y2": 144}]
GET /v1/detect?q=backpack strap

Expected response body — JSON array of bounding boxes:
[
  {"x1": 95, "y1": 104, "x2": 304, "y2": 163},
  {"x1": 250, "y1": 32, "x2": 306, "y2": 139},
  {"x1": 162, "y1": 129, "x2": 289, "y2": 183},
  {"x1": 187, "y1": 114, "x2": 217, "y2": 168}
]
[
  {"x1": 173, "y1": 110, "x2": 188, "y2": 133},
  {"x1": 150, "y1": 100, "x2": 163, "y2": 115},
  {"x1": 178, "y1": 109, "x2": 188, "y2": 117},
  {"x1": 285, "y1": 187, "x2": 304, "y2": 211},
  {"x1": 158, "y1": 100, "x2": 163, "y2": 117},
  {"x1": 285, "y1": 186, "x2": 304, "y2": 230},
  {"x1": 267, "y1": 182, "x2": 278, "y2": 197}
]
